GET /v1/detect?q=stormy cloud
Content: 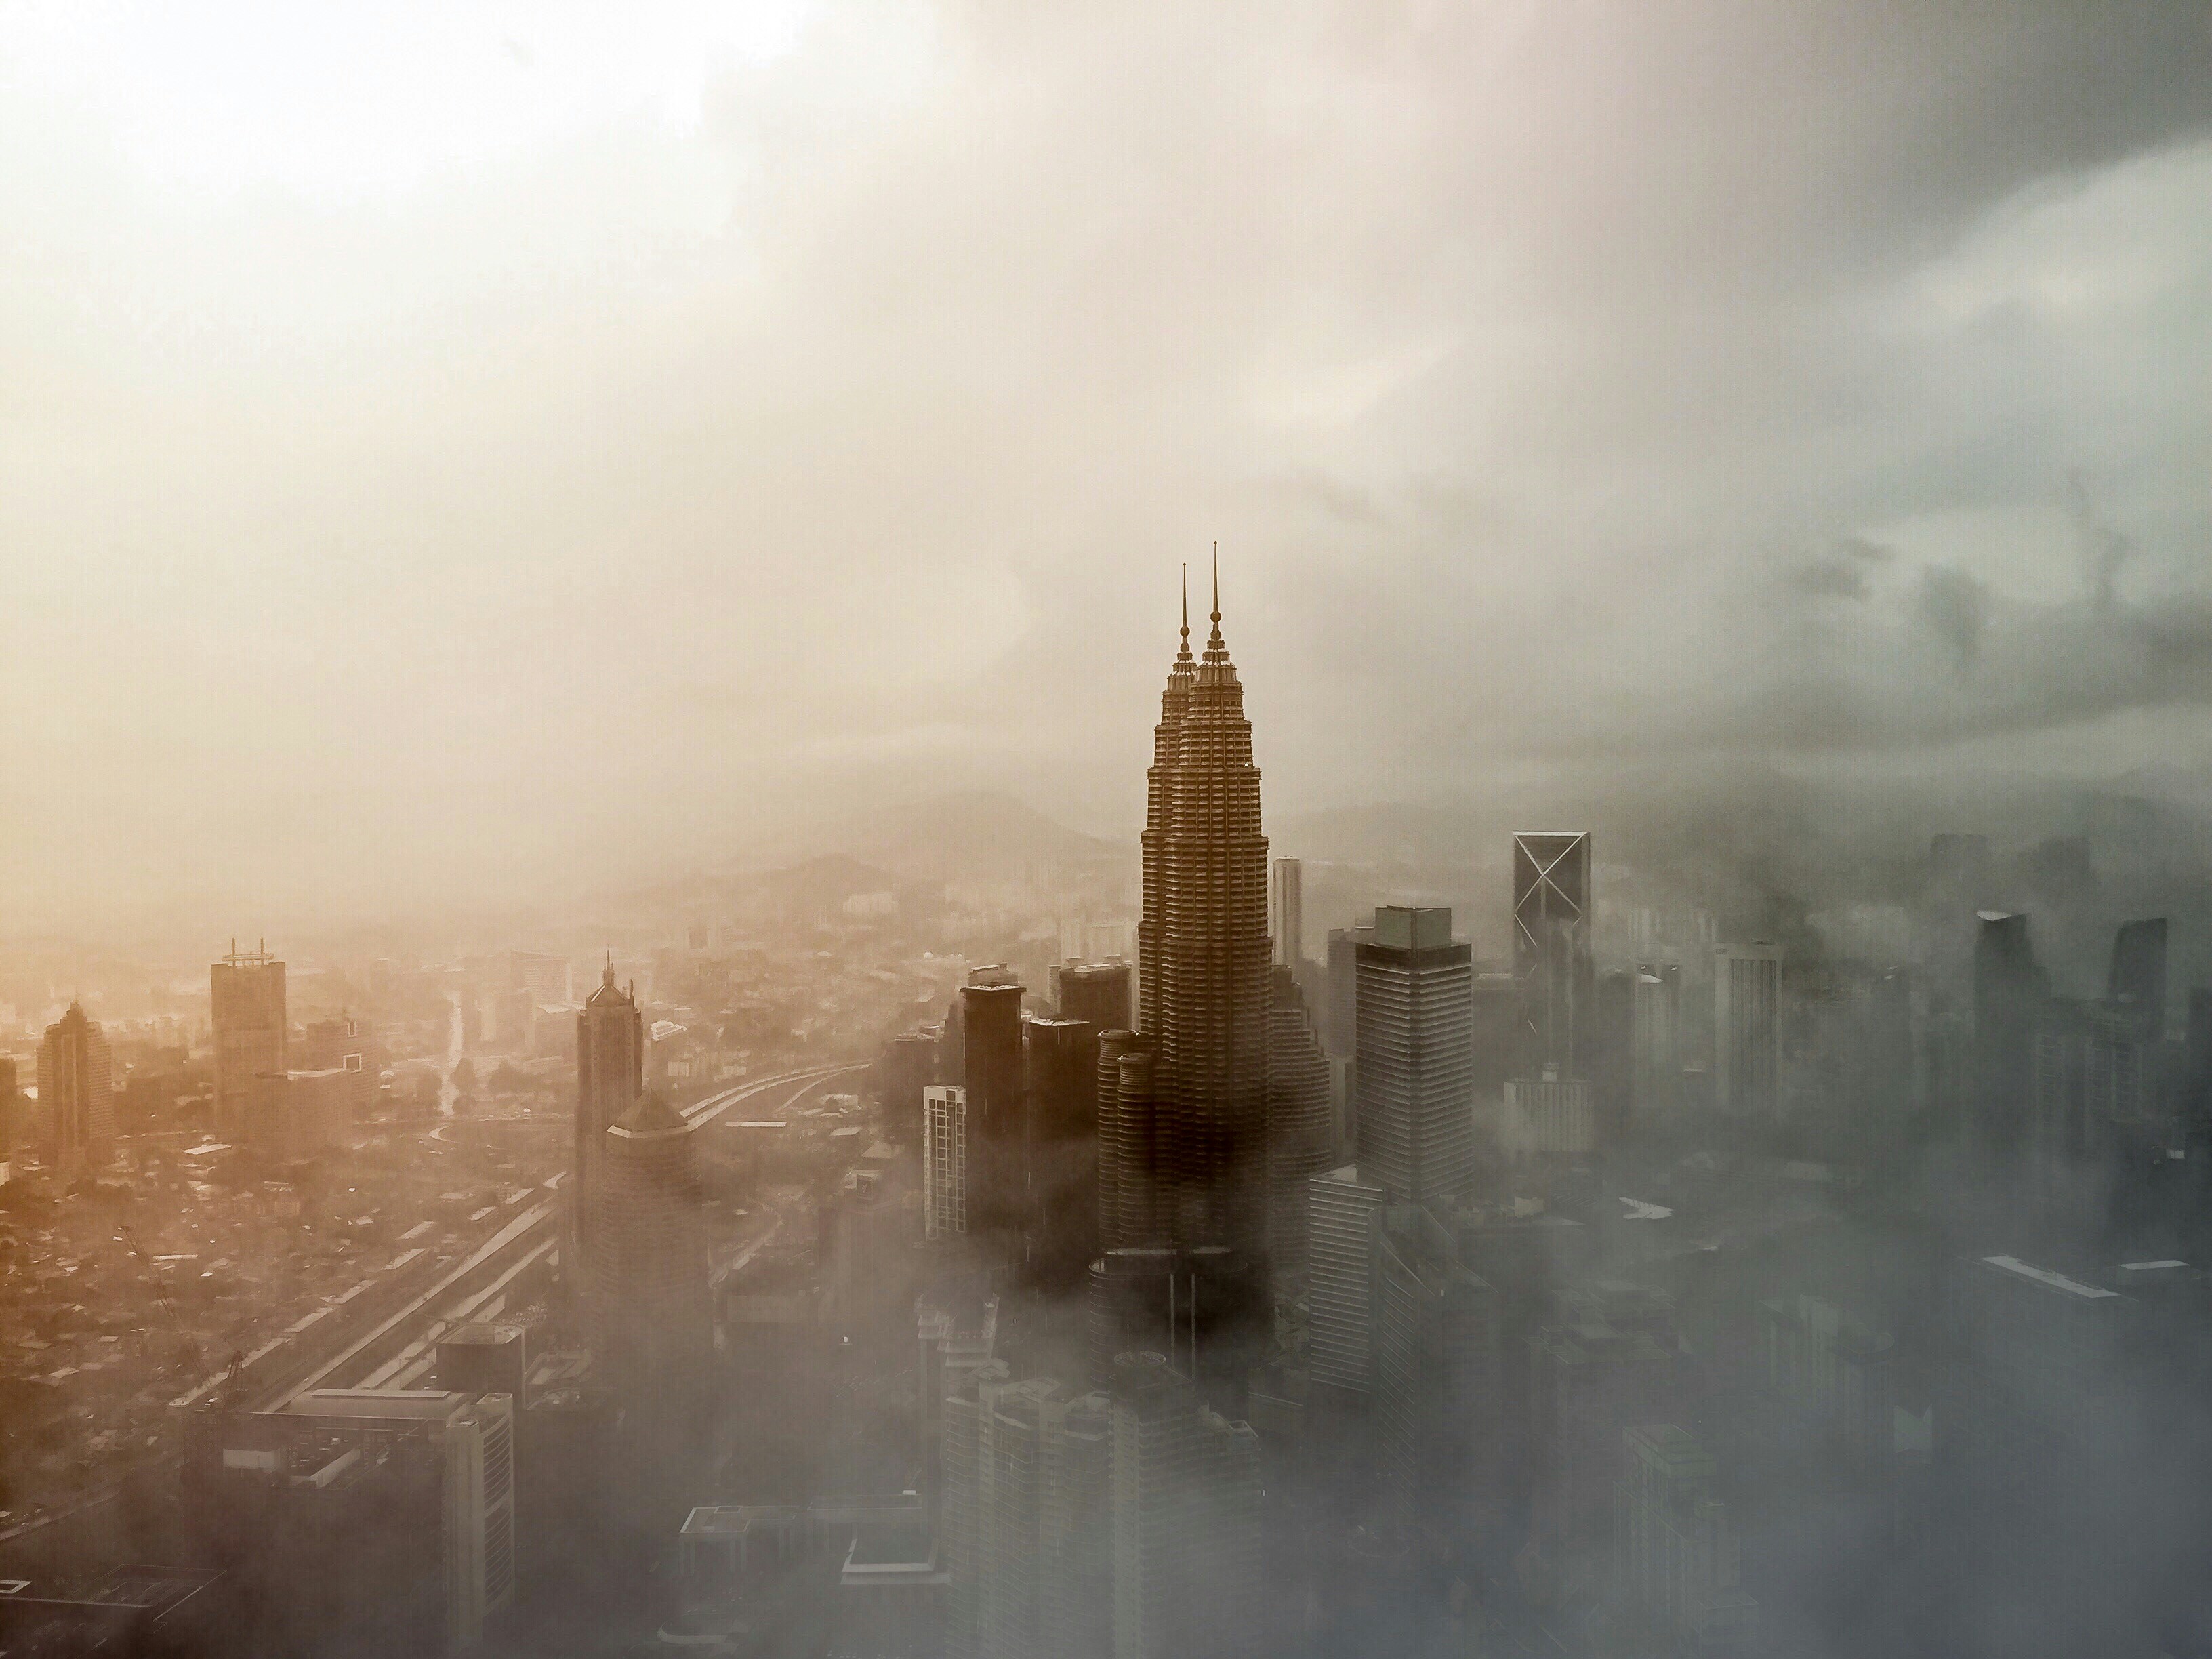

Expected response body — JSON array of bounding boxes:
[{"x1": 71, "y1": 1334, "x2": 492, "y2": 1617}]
[{"x1": 1, "y1": 1, "x2": 2207, "y2": 927}]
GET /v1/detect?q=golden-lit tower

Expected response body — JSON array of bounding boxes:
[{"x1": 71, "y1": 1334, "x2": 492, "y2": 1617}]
[{"x1": 1131, "y1": 550, "x2": 1271, "y2": 1256}]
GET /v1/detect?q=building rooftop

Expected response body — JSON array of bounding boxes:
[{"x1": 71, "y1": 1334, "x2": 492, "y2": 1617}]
[
  {"x1": 1981, "y1": 1255, "x2": 2116, "y2": 1300},
  {"x1": 441, "y1": 1321, "x2": 524, "y2": 1348},
  {"x1": 283, "y1": 1387, "x2": 476, "y2": 1421},
  {"x1": 845, "y1": 1525, "x2": 935, "y2": 1570}
]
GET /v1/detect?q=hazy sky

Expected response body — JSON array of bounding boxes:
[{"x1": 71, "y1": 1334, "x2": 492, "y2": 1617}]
[{"x1": 3, "y1": 2, "x2": 2209, "y2": 926}]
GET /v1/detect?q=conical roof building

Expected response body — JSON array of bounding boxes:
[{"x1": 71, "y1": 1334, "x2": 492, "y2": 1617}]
[
  {"x1": 573, "y1": 956, "x2": 644, "y2": 1277},
  {"x1": 1135, "y1": 554, "x2": 1272, "y2": 1256}
]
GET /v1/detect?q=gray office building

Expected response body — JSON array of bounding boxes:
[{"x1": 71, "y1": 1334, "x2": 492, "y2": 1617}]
[
  {"x1": 1357, "y1": 907, "x2": 1476, "y2": 1208},
  {"x1": 1306, "y1": 1165, "x2": 1387, "y2": 1394}
]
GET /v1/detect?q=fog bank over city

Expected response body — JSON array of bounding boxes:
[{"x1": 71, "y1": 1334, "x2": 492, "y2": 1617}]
[
  {"x1": 5, "y1": 3, "x2": 2209, "y2": 929},
  {"x1": 13, "y1": 9, "x2": 2212, "y2": 1659}
]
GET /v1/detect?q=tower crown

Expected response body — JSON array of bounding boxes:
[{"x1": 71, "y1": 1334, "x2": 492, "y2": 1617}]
[{"x1": 1196, "y1": 541, "x2": 1238, "y2": 687}]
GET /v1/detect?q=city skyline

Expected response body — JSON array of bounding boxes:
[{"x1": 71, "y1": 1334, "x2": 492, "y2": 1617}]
[{"x1": 4, "y1": 9, "x2": 2211, "y2": 1659}]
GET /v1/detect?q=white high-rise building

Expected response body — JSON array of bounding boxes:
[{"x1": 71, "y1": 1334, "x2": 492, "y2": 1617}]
[
  {"x1": 1270, "y1": 857, "x2": 1305, "y2": 969},
  {"x1": 926, "y1": 1084, "x2": 969, "y2": 1239}
]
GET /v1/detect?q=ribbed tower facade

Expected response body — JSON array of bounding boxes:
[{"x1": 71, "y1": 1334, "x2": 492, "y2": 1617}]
[{"x1": 1134, "y1": 561, "x2": 1271, "y2": 1256}]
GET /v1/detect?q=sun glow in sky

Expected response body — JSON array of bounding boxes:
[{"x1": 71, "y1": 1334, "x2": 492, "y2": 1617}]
[{"x1": 5, "y1": 1, "x2": 819, "y2": 197}]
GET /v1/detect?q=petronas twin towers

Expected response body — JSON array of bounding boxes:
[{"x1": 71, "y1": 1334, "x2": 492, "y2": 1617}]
[{"x1": 1113, "y1": 556, "x2": 1277, "y2": 1259}]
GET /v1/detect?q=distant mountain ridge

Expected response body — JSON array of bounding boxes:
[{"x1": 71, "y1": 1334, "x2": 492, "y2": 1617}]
[{"x1": 731, "y1": 787, "x2": 1128, "y2": 883}]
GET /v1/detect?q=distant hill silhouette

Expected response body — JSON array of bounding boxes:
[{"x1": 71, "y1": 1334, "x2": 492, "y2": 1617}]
[{"x1": 730, "y1": 787, "x2": 1126, "y2": 883}]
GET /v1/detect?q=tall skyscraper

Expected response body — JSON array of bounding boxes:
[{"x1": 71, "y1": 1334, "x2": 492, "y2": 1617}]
[
  {"x1": 1040, "y1": 1387, "x2": 1115, "y2": 1659},
  {"x1": 1060, "y1": 962, "x2": 1134, "y2": 1036},
  {"x1": 1028, "y1": 1016, "x2": 1100, "y2": 1281},
  {"x1": 1028, "y1": 1017, "x2": 1099, "y2": 1141},
  {"x1": 1097, "y1": 1039, "x2": 1158, "y2": 1251},
  {"x1": 1264, "y1": 966, "x2": 1334, "y2": 1275},
  {"x1": 878, "y1": 1029, "x2": 940, "y2": 1145},
  {"x1": 1973, "y1": 913, "x2": 2044, "y2": 1160},
  {"x1": 2106, "y1": 917, "x2": 2169, "y2": 1042},
  {"x1": 573, "y1": 958, "x2": 644, "y2": 1274},
  {"x1": 1108, "y1": 1351, "x2": 1263, "y2": 1659},
  {"x1": 1324, "y1": 925, "x2": 1371, "y2": 1060},
  {"x1": 945, "y1": 1372, "x2": 1115, "y2": 1659},
  {"x1": 1713, "y1": 943, "x2": 1782, "y2": 1118},
  {"x1": 927, "y1": 1084, "x2": 970, "y2": 1240},
  {"x1": 961, "y1": 970, "x2": 1028, "y2": 1240},
  {"x1": 1633, "y1": 964, "x2": 1682, "y2": 1114},
  {"x1": 1306, "y1": 1164, "x2": 1386, "y2": 1395},
  {"x1": 1595, "y1": 967, "x2": 1635, "y2": 1136},
  {"x1": 2031, "y1": 1002, "x2": 2095, "y2": 1216},
  {"x1": 1270, "y1": 857, "x2": 1305, "y2": 969},
  {"x1": 1356, "y1": 907, "x2": 1475, "y2": 1208},
  {"x1": 945, "y1": 1361, "x2": 1240, "y2": 1659},
  {"x1": 1374, "y1": 1205, "x2": 1499, "y2": 1522},
  {"x1": 0, "y1": 1055, "x2": 14, "y2": 1185},
  {"x1": 211, "y1": 941, "x2": 287, "y2": 1139},
  {"x1": 37, "y1": 1002, "x2": 115, "y2": 1180},
  {"x1": 1513, "y1": 832, "x2": 1591, "y2": 1076},
  {"x1": 592, "y1": 1092, "x2": 711, "y2": 1408},
  {"x1": 1133, "y1": 558, "x2": 1271, "y2": 1256}
]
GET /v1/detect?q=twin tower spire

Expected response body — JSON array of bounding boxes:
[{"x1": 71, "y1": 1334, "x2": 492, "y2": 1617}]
[{"x1": 1175, "y1": 540, "x2": 1228, "y2": 664}]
